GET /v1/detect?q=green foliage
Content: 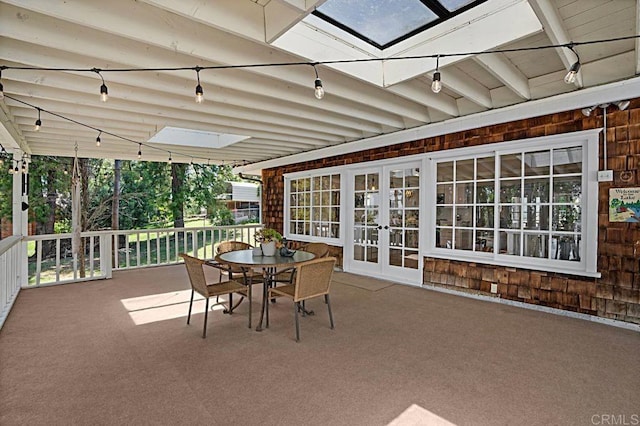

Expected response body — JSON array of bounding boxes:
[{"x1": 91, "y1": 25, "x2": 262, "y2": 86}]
[
  {"x1": 0, "y1": 154, "x2": 242, "y2": 235},
  {"x1": 255, "y1": 227, "x2": 282, "y2": 242}
]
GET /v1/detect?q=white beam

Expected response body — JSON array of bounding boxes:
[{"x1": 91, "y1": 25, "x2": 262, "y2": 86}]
[
  {"x1": 435, "y1": 67, "x2": 493, "y2": 109},
  {"x1": 528, "y1": 0, "x2": 583, "y2": 88},
  {"x1": 474, "y1": 53, "x2": 531, "y2": 100}
]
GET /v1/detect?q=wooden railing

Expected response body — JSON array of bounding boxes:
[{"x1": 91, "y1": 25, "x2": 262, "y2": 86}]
[
  {"x1": 0, "y1": 236, "x2": 22, "y2": 330},
  {"x1": 22, "y1": 224, "x2": 262, "y2": 286}
]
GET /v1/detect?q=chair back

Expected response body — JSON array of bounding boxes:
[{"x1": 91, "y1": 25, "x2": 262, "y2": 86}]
[
  {"x1": 294, "y1": 257, "x2": 336, "y2": 302},
  {"x1": 179, "y1": 253, "x2": 208, "y2": 297},
  {"x1": 216, "y1": 241, "x2": 252, "y2": 255},
  {"x1": 300, "y1": 242, "x2": 330, "y2": 258}
]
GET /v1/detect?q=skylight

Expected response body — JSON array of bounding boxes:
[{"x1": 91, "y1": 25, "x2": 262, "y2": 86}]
[
  {"x1": 314, "y1": 0, "x2": 487, "y2": 49},
  {"x1": 148, "y1": 127, "x2": 249, "y2": 149}
]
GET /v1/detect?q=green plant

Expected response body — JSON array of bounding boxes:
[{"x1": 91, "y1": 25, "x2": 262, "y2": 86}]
[{"x1": 255, "y1": 227, "x2": 282, "y2": 243}]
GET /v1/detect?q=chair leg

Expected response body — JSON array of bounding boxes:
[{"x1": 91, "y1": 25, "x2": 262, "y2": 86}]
[
  {"x1": 294, "y1": 301, "x2": 300, "y2": 342},
  {"x1": 187, "y1": 289, "x2": 194, "y2": 325},
  {"x1": 326, "y1": 294, "x2": 334, "y2": 330},
  {"x1": 203, "y1": 297, "x2": 209, "y2": 338},
  {"x1": 247, "y1": 285, "x2": 252, "y2": 329},
  {"x1": 266, "y1": 290, "x2": 270, "y2": 328}
]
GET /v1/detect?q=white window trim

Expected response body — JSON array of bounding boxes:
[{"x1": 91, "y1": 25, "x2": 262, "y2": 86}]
[
  {"x1": 424, "y1": 129, "x2": 601, "y2": 278},
  {"x1": 283, "y1": 171, "x2": 344, "y2": 246}
]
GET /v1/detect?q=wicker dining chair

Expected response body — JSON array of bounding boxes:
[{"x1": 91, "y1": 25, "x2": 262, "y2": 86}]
[
  {"x1": 216, "y1": 241, "x2": 263, "y2": 285},
  {"x1": 265, "y1": 256, "x2": 336, "y2": 341},
  {"x1": 300, "y1": 242, "x2": 330, "y2": 258},
  {"x1": 179, "y1": 253, "x2": 251, "y2": 338},
  {"x1": 272, "y1": 242, "x2": 330, "y2": 285}
]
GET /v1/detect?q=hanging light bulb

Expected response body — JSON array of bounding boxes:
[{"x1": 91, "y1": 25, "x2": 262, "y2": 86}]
[
  {"x1": 34, "y1": 108, "x2": 42, "y2": 131},
  {"x1": 564, "y1": 61, "x2": 581, "y2": 84},
  {"x1": 94, "y1": 69, "x2": 109, "y2": 102},
  {"x1": 9, "y1": 161, "x2": 15, "y2": 174},
  {"x1": 96, "y1": 131, "x2": 102, "y2": 147},
  {"x1": 0, "y1": 68, "x2": 4, "y2": 100},
  {"x1": 312, "y1": 65, "x2": 324, "y2": 99},
  {"x1": 137, "y1": 143, "x2": 142, "y2": 159},
  {"x1": 564, "y1": 45, "x2": 581, "y2": 84},
  {"x1": 431, "y1": 55, "x2": 442, "y2": 94},
  {"x1": 21, "y1": 160, "x2": 27, "y2": 174},
  {"x1": 14, "y1": 163, "x2": 19, "y2": 174},
  {"x1": 431, "y1": 72, "x2": 442, "y2": 94},
  {"x1": 100, "y1": 82, "x2": 108, "y2": 102},
  {"x1": 194, "y1": 67, "x2": 204, "y2": 103},
  {"x1": 168, "y1": 152, "x2": 172, "y2": 165}
]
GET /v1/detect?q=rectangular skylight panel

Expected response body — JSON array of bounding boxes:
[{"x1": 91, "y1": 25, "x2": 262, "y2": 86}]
[{"x1": 316, "y1": 0, "x2": 438, "y2": 47}]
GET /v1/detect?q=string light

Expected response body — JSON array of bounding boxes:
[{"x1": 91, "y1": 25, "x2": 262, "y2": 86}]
[
  {"x1": 1, "y1": 34, "x2": 636, "y2": 168},
  {"x1": 34, "y1": 108, "x2": 42, "y2": 131},
  {"x1": 313, "y1": 65, "x2": 324, "y2": 100},
  {"x1": 14, "y1": 162, "x2": 19, "y2": 174},
  {"x1": 94, "y1": 68, "x2": 109, "y2": 102},
  {"x1": 96, "y1": 131, "x2": 102, "y2": 147},
  {"x1": 431, "y1": 55, "x2": 442, "y2": 94},
  {"x1": 21, "y1": 159, "x2": 27, "y2": 174},
  {"x1": 168, "y1": 152, "x2": 172, "y2": 165},
  {"x1": 564, "y1": 45, "x2": 581, "y2": 84},
  {"x1": 194, "y1": 66, "x2": 204, "y2": 104}
]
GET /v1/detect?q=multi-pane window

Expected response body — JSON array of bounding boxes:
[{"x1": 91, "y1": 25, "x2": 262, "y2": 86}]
[
  {"x1": 435, "y1": 145, "x2": 584, "y2": 264},
  {"x1": 436, "y1": 156, "x2": 495, "y2": 253},
  {"x1": 289, "y1": 174, "x2": 341, "y2": 239},
  {"x1": 498, "y1": 147, "x2": 582, "y2": 261}
]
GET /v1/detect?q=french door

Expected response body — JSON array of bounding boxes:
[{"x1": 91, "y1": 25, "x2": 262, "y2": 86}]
[{"x1": 346, "y1": 162, "x2": 422, "y2": 284}]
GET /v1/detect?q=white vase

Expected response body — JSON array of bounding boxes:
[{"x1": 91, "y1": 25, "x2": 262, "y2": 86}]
[{"x1": 261, "y1": 241, "x2": 276, "y2": 256}]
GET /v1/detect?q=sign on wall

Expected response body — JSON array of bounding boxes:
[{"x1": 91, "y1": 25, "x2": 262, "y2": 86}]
[{"x1": 609, "y1": 188, "x2": 640, "y2": 222}]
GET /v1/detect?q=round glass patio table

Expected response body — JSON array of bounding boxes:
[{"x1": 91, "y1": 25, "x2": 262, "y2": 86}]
[{"x1": 216, "y1": 249, "x2": 315, "y2": 331}]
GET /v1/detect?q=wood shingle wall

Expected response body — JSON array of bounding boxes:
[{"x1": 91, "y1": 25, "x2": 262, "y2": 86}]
[{"x1": 263, "y1": 99, "x2": 640, "y2": 324}]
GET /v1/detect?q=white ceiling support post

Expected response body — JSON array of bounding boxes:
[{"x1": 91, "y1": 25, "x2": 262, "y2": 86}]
[
  {"x1": 474, "y1": 53, "x2": 531, "y2": 100},
  {"x1": 11, "y1": 149, "x2": 28, "y2": 286}
]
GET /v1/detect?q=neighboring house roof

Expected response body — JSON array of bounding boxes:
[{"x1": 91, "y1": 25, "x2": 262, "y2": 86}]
[{"x1": 222, "y1": 182, "x2": 260, "y2": 203}]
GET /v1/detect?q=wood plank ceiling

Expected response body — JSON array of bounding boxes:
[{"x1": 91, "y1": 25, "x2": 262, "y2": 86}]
[{"x1": 0, "y1": 0, "x2": 638, "y2": 168}]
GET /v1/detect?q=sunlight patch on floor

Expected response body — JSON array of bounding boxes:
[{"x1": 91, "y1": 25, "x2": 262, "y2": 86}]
[
  {"x1": 120, "y1": 289, "x2": 227, "y2": 325},
  {"x1": 387, "y1": 404, "x2": 456, "y2": 426}
]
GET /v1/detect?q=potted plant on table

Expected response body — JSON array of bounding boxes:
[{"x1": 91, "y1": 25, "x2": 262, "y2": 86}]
[{"x1": 255, "y1": 228, "x2": 282, "y2": 256}]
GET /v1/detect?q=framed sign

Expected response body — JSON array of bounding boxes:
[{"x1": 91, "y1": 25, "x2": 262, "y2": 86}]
[{"x1": 609, "y1": 188, "x2": 640, "y2": 222}]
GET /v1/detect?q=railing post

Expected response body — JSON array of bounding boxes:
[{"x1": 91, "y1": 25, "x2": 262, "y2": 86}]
[{"x1": 101, "y1": 233, "x2": 113, "y2": 279}]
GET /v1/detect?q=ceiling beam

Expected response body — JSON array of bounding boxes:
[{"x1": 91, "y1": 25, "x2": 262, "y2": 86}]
[
  {"x1": 474, "y1": 53, "x2": 531, "y2": 100},
  {"x1": 528, "y1": 0, "x2": 583, "y2": 88}
]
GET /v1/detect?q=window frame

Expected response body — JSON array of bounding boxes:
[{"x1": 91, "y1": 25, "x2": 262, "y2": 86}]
[
  {"x1": 424, "y1": 129, "x2": 601, "y2": 277},
  {"x1": 284, "y1": 169, "x2": 344, "y2": 246}
]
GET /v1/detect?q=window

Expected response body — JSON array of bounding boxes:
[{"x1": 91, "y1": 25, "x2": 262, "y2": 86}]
[
  {"x1": 313, "y1": 0, "x2": 487, "y2": 49},
  {"x1": 429, "y1": 131, "x2": 599, "y2": 276},
  {"x1": 287, "y1": 173, "x2": 341, "y2": 240}
]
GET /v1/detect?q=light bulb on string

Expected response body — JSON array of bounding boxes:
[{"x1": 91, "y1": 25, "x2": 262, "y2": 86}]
[
  {"x1": 168, "y1": 152, "x2": 172, "y2": 165},
  {"x1": 137, "y1": 143, "x2": 142, "y2": 159},
  {"x1": 431, "y1": 55, "x2": 442, "y2": 94},
  {"x1": 564, "y1": 45, "x2": 581, "y2": 84},
  {"x1": 96, "y1": 131, "x2": 102, "y2": 147},
  {"x1": 194, "y1": 67, "x2": 204, "y2": 104},
  {"x1": 34, "y1": 108, "x2": 42, "y2": 131},
  {"x1": 313, "y1": 65, "x2": 324, "y2": 100}
]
